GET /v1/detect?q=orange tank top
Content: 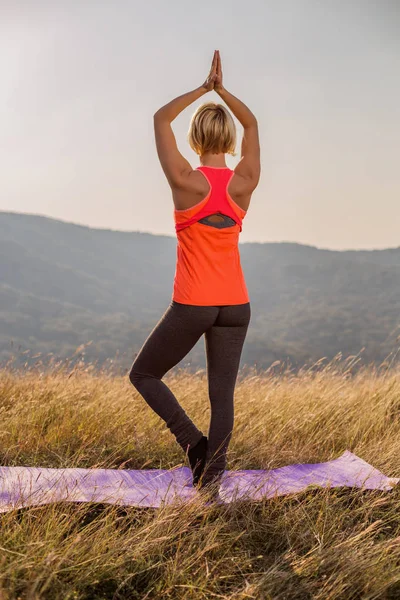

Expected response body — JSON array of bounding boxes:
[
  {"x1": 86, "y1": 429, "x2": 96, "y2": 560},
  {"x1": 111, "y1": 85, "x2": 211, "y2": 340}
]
[{"x1": 172, "y1": 165, "x2": 250, "y2": 306}]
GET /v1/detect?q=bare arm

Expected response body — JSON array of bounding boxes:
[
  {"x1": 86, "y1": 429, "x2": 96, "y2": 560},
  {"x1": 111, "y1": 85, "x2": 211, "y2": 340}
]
[
  {"x1": 214, "y1": 51, "x2": 260, "y2": 188},
  {"x1": 217, "y1": 86, "x2": 257, "y2": 129},
  {"x1": 153, "y1": 52, "x2": 219, "y2": 189},
  {"x1": 218, "y1": 87, "x2": 261, "y2": 187},
  {"x1": 153, "y1": 86, "x2": 207, "y2": 188},
  {"x1": 153, "y1": 86, "x2": 207, "y2": 124}
]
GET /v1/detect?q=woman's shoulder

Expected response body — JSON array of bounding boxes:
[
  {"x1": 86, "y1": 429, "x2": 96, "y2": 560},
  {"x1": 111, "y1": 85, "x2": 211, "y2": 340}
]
[{"x1": 178, "y1": 167, "x2": 211, "y2": 194}]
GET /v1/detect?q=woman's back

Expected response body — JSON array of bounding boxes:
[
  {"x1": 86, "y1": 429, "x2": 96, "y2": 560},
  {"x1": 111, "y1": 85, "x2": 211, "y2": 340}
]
[
  {"x1": 172, "y1": 166, "x2": 254, "y2": 213},
  {"x1": 172, "y1": 165, "x2": 249, "y2": 306}
]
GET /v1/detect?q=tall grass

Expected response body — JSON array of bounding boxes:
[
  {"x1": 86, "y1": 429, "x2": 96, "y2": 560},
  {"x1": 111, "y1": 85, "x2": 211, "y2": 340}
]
[{"x1": 0, "y1": 354, "x2": 399, "y2": 599}]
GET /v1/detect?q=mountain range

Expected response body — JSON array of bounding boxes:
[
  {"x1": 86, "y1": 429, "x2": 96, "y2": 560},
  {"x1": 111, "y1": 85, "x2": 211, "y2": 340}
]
[{"x1": 1, "y1": 211, "x2": 399, "y2": 374}]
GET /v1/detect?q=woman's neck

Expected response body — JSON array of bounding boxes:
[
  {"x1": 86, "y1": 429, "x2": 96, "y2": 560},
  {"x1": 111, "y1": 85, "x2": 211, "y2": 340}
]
[{"x1": 199, "y1": 154, "x2": 227, "y2": 168}]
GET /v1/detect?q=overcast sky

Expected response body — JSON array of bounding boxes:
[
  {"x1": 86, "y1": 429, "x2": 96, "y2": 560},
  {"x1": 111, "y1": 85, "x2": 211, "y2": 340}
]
[{"x1": 1, "y1": 0, "x2": 399, "y2": 250}]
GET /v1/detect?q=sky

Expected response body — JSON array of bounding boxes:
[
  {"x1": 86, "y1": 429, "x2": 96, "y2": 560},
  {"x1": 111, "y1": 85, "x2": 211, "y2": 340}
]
[{"x1": 1, "y1": 0, "x2": 399, "y2": 250}]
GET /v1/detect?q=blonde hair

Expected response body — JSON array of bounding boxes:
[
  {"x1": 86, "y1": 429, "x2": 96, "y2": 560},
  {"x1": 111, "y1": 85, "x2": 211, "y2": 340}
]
[{"x1": 187, "y1": 101, "x2": 237, "y2": 157}]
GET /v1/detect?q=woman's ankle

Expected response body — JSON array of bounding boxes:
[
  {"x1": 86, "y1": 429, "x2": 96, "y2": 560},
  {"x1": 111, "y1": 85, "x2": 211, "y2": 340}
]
[{"x1": 188, "y1": 435, "x2": 208, "y2": 486}]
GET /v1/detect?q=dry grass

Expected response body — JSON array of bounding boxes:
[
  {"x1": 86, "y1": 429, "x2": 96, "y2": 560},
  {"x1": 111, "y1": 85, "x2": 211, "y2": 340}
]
[{"x1": 0, "y1": 354, "x2": 399, "y2": 599}]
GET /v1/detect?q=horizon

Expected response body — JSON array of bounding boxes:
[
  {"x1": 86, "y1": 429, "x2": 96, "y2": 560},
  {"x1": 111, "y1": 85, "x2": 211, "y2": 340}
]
[{"x1": 2, "y1": 208, "x2": 400, "y2": 253}]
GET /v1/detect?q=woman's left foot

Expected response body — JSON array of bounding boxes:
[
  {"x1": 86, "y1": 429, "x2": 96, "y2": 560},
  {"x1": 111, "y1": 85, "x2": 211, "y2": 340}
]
[{"x1": 187, "y1": 435, "x2": 208, "y2": 486}]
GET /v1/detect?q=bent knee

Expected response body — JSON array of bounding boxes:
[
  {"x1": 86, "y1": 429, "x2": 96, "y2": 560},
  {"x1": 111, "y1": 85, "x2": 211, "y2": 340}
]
[
  {"x1": 128, "y1": 367, "x2": 142, "y2": 387},
  {"x1": 128, "y1": 367, "x2": 159, "y2": 387}
]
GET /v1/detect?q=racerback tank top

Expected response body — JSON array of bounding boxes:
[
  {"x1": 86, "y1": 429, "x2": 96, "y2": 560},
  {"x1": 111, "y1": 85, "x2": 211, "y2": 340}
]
[{"x1": 172, "y1": 165, "x2": 250, "y2": 306}]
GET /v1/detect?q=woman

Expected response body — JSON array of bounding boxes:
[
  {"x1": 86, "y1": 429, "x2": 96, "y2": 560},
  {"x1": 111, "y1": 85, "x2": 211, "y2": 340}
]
[{"x1": 129, "y1": 50, "x2": 260, "y2": 496}]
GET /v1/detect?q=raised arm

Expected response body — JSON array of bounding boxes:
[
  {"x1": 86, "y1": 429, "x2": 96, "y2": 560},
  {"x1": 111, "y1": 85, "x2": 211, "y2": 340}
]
[
  {"x1": 152, "y1": 52, "x2": 219, "y2": 189},
  {"x1": 214, "y1": 51, "x2": 260, "y2": 190},
  {"x1": 153, "y1": 86, "x2": 206, "y2": 188}
]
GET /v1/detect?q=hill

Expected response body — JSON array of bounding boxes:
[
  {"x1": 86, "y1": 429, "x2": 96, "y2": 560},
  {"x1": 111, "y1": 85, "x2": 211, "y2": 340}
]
[{"x1": 1, "y1": 211, "x2": 399, "y2": 372}]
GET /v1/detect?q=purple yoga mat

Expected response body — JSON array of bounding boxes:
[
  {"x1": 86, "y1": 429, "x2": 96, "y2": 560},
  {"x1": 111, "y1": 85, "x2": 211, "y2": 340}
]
[{"x1": 0, "y1": 451, "x2": 398, "y2": 511}]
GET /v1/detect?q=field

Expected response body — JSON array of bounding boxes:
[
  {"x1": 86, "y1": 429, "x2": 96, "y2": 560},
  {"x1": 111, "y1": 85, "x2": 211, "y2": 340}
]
[{"x1": 0, "y1": 355, "x2": 399, "y2": 599}]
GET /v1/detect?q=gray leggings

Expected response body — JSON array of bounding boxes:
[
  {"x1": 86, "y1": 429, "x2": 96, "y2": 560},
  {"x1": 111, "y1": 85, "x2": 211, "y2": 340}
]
[{"x1": 129, "y1": 300, "x2": 251, "y2": 480}]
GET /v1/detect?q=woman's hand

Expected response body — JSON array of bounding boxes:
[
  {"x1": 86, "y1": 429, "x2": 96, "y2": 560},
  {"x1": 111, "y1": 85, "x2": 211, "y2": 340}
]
[
  {"x1": 214, "y1": 50, "x2": 224, "y2": 93},
  {"x1": 201, "y1": 50, "x2": 224, "y2": 93},
  {"x1": 201, "y1": 50, "x2": 218, "y2": 92}
]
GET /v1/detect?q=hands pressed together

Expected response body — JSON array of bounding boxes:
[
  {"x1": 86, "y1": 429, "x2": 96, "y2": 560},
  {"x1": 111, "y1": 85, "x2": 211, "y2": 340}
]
[{"x1": 201, "y1": 50, "x2": 224, "y2": 93}]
